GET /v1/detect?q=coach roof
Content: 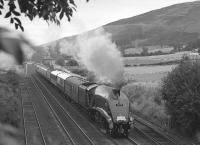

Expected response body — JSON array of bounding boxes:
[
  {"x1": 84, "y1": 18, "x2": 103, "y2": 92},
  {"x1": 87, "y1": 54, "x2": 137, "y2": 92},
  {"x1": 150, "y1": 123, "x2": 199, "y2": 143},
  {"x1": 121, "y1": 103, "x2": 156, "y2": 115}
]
[
  {"x1": 51, "y1": 70, "x2": 63, "y2": 76},
  {"x1": 57, "y1": 72, "x2": 73, "y2": 80},
  {"x1": 37, "y1": 65, "x2": 48, "y2": 70}
]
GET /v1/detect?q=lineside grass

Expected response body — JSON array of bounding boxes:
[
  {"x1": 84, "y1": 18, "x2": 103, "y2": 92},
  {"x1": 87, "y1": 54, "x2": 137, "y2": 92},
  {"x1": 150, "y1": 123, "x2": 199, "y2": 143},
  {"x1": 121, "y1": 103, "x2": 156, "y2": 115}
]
[
  {"x1": 122, "y1": 82, "x2": 169, "y2": 128},
  {"x1": 0, "y1": 70, "x2": 22, "y2": 145}
]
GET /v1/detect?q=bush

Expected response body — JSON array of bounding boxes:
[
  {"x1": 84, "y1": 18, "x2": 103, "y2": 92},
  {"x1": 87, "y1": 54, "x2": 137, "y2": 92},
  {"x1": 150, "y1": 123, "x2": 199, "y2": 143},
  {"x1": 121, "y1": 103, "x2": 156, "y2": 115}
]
[
  {"x1": 122, "y1": 82, "x2": 167, "y2": 124},
  {"x1": 161, "y1": 58, "x2": 200, "y2": 136},
  {"x1": 0, "y1": 71, "x2": 21, "y2": 128},
  {"x1": 55, "y1": 57, "x2": 65, "y2": 66},
  {"x1": 66, "y1": 59, "x2": 79, "y2": 66}
]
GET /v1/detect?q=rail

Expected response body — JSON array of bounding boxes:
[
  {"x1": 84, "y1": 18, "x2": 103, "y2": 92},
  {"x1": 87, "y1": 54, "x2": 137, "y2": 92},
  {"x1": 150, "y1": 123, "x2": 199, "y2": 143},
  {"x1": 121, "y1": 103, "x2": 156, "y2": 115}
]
[
  {"x1": 134, "y1": 117, "x2": 178, "y2": 145},
  {"x1": 32, "y1": 75, "x2": 96, "y2": 145}
]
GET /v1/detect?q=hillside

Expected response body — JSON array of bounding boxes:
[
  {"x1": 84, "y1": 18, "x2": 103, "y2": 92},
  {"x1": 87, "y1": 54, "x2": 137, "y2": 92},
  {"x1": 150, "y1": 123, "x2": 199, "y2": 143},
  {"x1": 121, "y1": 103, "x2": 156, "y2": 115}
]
[
  {"x1": 41, "y1": 1, "x2": 200, "y2": 53},
  {"x1": 104, "y1": 1, "x2": 200, "y2": 49}
]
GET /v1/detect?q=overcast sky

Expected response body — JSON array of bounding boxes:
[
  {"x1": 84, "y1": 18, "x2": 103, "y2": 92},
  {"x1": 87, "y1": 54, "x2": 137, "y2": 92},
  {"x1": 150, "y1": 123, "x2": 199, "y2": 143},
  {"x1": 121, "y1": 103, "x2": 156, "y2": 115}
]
[{"x1": 0, "y1": 0, "x2": 194, "y2": 45}]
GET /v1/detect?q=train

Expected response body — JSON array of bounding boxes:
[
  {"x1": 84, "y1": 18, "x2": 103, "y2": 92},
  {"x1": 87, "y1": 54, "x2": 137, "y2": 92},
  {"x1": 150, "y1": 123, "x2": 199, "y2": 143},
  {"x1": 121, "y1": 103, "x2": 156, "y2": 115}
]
[{"x1": 34, "y1": 63, "x2": 134, "y2": 137}]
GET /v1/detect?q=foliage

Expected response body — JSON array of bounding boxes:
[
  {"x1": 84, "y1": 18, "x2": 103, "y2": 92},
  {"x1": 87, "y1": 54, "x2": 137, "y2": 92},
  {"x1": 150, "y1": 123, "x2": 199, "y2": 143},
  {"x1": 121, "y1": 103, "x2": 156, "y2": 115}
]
[
  {"x1": 161, "y1": 57, "x2": 200, "y2": 136},
  {"x1": 185, "y1": 39, "x2": 200, "y2": 51},
  {"x1": 70, "y1": 68, "x2": 88, "y2": 76},
  {"x1": 141, "y1": 46, "x2": 148, "y2": 56},
  {"x1": 122, "y1": 82, "x2": 167, "y2": 125},
  {"x1": 66, "y1": 59, "x2": 78, "y2": 66},
  {"x1": 0, "y1": 27, "x2": 34, "y2": 64},
  {"x1": 0, "y1": 0, "x2": 89, "y2": 31},
  {"x1": 55, "y1": 56, "x2": 65, "y2": 66},
  {"x1": 124, "y1": 50, "x2": 170, "y2": 57},
  {"x1": 0, "y1": 71, "x2": 21, "y2": 128}
]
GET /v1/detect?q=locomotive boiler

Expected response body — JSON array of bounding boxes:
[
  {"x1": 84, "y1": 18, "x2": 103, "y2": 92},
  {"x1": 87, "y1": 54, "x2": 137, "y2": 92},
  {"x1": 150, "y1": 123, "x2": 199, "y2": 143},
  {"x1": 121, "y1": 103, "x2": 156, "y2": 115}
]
[{"x1": 34, "y1": 63, "x2": 134, "y2": 137}]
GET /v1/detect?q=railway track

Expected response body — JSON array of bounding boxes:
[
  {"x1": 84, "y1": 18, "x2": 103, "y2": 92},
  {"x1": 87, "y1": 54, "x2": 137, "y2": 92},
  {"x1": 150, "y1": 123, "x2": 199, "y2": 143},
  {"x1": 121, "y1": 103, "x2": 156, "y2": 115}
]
[
  {"x1": 21, "y1": 78, "x2": 72, "y2": 145},
  {"x1": 128, "y1": 136, "x2": 140, "y2": 145},
  {"x1": 133, "y1": 117, "x2": 178, "y2": 145},
  {"x1": 20, "y1": 80, "x2": 46, "y2": 145},
  {"x1": 32, "y1": 73, "x2": 180, "y2": 145},
  {"x1": 31, "y1": 75, "x2": 99, "y2": 145},
  {"x1": 33, "y1": 74, "x2": 140, "y2": 145}
]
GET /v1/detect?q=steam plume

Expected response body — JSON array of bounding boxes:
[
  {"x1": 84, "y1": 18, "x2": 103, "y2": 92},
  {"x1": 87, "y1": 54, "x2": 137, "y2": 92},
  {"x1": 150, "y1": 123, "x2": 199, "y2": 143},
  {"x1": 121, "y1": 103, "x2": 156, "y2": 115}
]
[{"x1": 59, "y1": 28, "x2": 124, "y2": 88}]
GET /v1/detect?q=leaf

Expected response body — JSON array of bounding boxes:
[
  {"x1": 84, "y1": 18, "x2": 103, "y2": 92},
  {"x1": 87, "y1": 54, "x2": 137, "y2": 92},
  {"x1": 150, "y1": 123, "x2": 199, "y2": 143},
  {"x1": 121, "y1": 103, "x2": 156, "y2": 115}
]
[
  {"x1": 67, "y1": 15, "x2": 70, "y2": 21},
  {"x1": 56, "y1": 19, "x2": 60, "y2": 25},
  {"x1": 32, "y1": 8, "x2": 37, "y2": 16},
  {"x1": 56, "y1": 6, "x2": 61, "y2": 12},
  {"x1": 13, "y1": 17, "x2": 21, "y2": 25},
  {"x1": 0, "y1": 5, "x2": 3, "y2": 9},
  {"x1": 4, "y1": 12, "x2": 11, "y2": 18},
  {"x1": 59, "y1": 10, "x2": 64, "y2": 19},
  {"x1": 12, "y1": 10, "x2": 20, "y2": 16},
  {"x1": 69, "y1": 0, "x2": 76, "y2": 6},
  {"x1": 10, "y1": 18, "x2": 14, "y2": 23},
  {"x1": 19, "y1": 25, "x2": 24, "y2": 32},
  {"x1": 0, "y1": 0, "x2": 4, "y2": 5},
  {"x1": 27, "y1": 14, "x2": 33, "y2": 21},
  {"x1": 9, "y1": 3, "x2": 16, "y2": 11},
  {"x1": 15, "y1": 23, "x2": 18, "y2": 29}
]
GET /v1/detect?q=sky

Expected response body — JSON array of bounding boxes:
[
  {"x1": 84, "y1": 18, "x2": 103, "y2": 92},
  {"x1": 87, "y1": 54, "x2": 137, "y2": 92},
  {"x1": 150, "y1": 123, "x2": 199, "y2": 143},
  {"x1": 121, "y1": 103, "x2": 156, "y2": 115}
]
[{"x1": 0, "y1": 0, "x2": 194, "y2": 45}]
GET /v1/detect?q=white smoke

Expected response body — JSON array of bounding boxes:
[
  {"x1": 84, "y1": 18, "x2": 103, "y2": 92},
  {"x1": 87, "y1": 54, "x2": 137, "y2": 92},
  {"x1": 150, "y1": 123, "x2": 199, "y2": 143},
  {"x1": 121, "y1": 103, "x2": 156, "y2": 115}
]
[
  {"x1": 59, "y1": 27, "x2": 124, "y2": 87},
  {"x1": 59, "y1": 38, "x2": 79, "y2": 58}
]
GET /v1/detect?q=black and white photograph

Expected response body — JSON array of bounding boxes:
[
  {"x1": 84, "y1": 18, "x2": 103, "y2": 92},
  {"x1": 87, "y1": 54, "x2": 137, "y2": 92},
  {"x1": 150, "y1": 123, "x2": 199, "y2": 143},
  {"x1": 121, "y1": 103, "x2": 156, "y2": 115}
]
[{"x1": 0, "y1": 0, "x2": 200, "y2": 144}]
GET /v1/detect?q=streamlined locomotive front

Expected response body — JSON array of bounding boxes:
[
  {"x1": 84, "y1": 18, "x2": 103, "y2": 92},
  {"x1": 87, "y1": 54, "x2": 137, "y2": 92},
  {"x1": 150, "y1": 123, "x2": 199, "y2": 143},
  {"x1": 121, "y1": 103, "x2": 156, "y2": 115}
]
[
  {"x1": 108, "y1": 88, "x2": 133, "y2": 136},
  {"x1": 93, "y1": 85, "x2": 134, "y2": 136}
]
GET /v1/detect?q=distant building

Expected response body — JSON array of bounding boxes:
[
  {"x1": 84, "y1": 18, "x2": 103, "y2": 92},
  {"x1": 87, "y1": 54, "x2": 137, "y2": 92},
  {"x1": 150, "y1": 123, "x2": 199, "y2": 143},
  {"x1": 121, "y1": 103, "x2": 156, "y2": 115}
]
[{"x1": 24, "y1": 62, "x2": 35, "y2": 76}]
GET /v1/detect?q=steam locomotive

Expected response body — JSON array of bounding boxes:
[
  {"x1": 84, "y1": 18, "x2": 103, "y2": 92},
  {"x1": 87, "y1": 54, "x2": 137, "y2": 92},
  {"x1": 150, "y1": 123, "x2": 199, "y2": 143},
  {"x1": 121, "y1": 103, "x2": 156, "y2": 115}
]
[{"x1": 35, "y1": 63, "x2": 134, "y2": 137}]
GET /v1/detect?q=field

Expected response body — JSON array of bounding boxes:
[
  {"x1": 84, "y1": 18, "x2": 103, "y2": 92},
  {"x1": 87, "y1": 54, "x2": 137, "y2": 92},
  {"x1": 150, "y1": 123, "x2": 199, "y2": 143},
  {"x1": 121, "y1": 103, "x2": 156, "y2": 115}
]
[
  {"x1": 123, "y1": 51, "x2": 193, "y2": 66},
  {"x1": 124, "y1": 64, "x2": 176, "y2": 83},
  {"x1": 123, "y1": 51, "x2": 200, "y2": 82},
  {"x1": 122, "y1": 53, "x2": 184, "y2": 130},
  {"x1": 124, "y1": 46, "x2": 173, "y2": 55}
]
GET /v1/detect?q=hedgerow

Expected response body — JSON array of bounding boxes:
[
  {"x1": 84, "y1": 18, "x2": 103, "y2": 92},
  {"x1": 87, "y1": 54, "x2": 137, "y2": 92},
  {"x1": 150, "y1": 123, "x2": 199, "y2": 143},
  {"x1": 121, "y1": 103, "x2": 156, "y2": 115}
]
[{"x1": 161, "y1": 57, "x2": 200, "y2": 136}]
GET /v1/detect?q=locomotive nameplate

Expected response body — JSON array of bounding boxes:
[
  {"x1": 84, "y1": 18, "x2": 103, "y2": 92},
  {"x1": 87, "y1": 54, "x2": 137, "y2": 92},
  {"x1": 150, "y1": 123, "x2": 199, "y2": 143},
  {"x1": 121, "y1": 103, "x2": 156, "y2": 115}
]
[{"x1": 117, "y1": 116, "x2": 126, "y2": 121}]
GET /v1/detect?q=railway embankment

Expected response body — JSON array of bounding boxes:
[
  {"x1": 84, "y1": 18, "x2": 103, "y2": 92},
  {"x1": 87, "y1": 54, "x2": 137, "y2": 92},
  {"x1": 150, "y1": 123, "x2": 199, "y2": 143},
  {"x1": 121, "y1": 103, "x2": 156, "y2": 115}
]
[{"x1": 0, "y1": 70, "x2": 24, "y2": 145}]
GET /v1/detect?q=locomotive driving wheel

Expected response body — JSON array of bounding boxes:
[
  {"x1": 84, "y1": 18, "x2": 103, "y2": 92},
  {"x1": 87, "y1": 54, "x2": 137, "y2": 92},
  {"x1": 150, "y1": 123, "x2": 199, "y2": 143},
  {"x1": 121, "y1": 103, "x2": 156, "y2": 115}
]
[
  {"x1": 95, "y1": 111, "x2": 100, "y2": 122},
  {"x1": 104, "y1": 120, "x2": 110, "y2": 134},
  {"x1": 89, "y1": 110, "x2": 95, "y2": 121},
  {"x1": 124, "y1": 128, "x2": 129, "y2": 137},
  {"x1": 111, "y1": 125, "x2": 118, "y2": 137}
]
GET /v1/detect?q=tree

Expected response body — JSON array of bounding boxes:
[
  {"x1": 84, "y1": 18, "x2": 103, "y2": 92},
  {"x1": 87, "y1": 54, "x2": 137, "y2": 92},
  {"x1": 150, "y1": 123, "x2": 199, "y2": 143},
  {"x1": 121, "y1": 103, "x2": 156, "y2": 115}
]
[
  {"x1": 66, "y1": 59, "x2": 78, "y2": 66},
  {"x1": 0, "y1": 0, "x2": 89, "y2": 31},
  {"x1": 0, "y1": 27, "x2": 33, "y2": 64},
  {"x1": 0, "y1": 0, "x2": 90, "y2": 65},
  {"x1": 161, "y1": 57, "x2": 200, "y2": 136},
  {"x1": 141, "y1": 46, "x2": 148, "y2": 56},
  {"x1": 55, "y1": 56, "x2": 65, "y2": 66}
]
